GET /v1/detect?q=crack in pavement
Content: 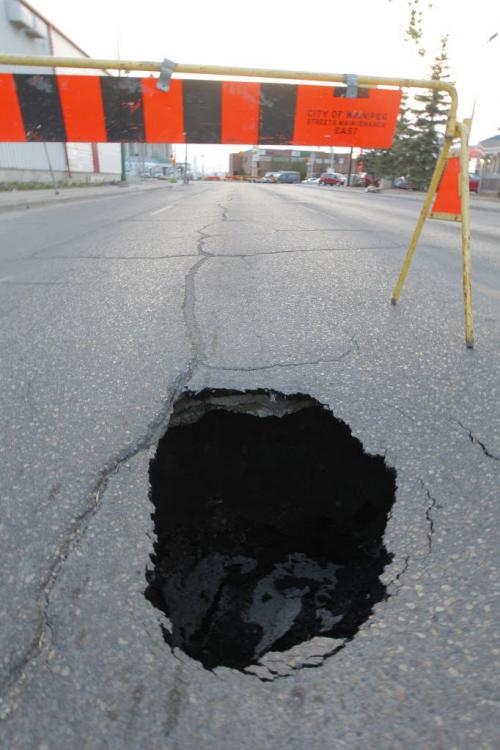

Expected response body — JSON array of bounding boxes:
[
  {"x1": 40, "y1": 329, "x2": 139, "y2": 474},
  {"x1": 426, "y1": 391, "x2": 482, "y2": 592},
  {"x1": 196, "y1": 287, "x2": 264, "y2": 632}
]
[
  {"x1": 386, "y1": 555, "x2": 410, "y2": 590},
  {"x1": 0, "y1": 369, "x2": 194, "y2": 721},
  {"x1": 201, "y1": 336, "x2": 359, "y2": 372},
  {"x1": 18, "y1": 244, "x2": 401, "y2": 263},
  {"x1": 420, "y1": 481, "x2": 438, "y2": 553},
  {"x1": 0, "y1": 197, "x2": 231, "y2": 716},
  {"x1": 0, "y1": 483, "x2": 102, "y2": 719},
  {"x1": 1, "y1": 396, "x2": 187, "y2": 712},
  {"x1": 216, "y1": 203, "x2": 229, "y2": 221},
  {"x1": 452, "y1": 419, "x2": 500, "y2": 461},
  {"x1": 0, "y1": 192, "x2": 371, "y2": 715},
  {"x1": 182, "y1": 257, "x2": 210, "y2": 374},
  {"x1": 201, "y1": 245, "x2": 402, "y2": 257}
]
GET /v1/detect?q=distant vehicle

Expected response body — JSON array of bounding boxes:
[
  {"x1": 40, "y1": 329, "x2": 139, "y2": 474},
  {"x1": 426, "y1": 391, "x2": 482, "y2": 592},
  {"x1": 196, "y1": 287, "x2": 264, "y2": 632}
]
[
  {"x1": 302, "y1": 177, "x2": 320, "y2": 184},
  {"x1": 276, "y1": 171, "x2": 301, "y2": 184},
  {"x1": 260, "y1": 172, "x2": 280, "y2": 183},
  {"x1": 331, "y1": 172, "x2": 346, "y2": 184},
  {"x1": 349, "y1": 172, "x2": 366, "y2": 187},
  {"x1": 469, "y1": 173, "x2": 480, "y2": 194},
  {"x1": 318, "y1": 172, "x2": 343, "y2": 186},
  {"x1": 394, "y1": 176, "x2": 410, "y2": 190},
  {"x1": 349, "y1": 172, "x2": 380, "y2": 187}
]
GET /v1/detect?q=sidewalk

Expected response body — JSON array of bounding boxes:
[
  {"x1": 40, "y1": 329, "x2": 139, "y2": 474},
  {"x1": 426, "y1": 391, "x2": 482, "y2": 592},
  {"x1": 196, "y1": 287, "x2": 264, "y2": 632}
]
[
  {"x1": 367, "y1": 187, "x2": 500, "y2": 212},
  {"x1": 0, "y1": 180, "x2": 172, "y2": 213}
]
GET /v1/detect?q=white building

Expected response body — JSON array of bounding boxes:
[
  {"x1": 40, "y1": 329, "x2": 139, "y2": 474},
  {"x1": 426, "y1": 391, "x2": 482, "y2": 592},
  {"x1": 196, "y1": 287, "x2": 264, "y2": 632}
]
[
  {"x1": 0, "y1": 0, "x2": 121, "y2": 183},
  {"x1": 123, "y1": 143, "x2": 173, "y2": 178},
  {"x1": 477, "y1": 135, "x2": 500, "y2": 195}
]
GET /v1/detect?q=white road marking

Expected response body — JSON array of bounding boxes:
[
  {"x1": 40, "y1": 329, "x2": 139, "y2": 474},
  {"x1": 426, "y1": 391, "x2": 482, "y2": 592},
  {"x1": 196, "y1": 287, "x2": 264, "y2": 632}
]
[{"x1": 151, "y1": 204, "x2": 174, "y2": 216}]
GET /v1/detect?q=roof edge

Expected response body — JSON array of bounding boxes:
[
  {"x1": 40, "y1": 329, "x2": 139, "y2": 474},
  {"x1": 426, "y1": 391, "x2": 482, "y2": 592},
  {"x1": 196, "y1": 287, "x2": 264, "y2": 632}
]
[{"x1": 19, "y1": 0, "x2": 90, "y2": 59}]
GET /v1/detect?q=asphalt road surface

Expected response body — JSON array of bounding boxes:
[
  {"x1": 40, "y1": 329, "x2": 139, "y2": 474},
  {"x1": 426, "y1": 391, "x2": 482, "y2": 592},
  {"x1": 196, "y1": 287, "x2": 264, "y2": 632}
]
[{"x1": 0, "y1": 182, "x2": 499, "y2": 749}]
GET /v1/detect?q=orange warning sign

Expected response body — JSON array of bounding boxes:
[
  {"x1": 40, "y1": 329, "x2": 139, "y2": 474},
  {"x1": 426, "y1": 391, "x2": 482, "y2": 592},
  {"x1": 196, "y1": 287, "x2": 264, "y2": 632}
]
[
  {"x1": 431, "y1": 156, "x2": 461, "y2": 220},
  {"x1": 293, "y1": 87, "x2": 402, "y2": 148}
]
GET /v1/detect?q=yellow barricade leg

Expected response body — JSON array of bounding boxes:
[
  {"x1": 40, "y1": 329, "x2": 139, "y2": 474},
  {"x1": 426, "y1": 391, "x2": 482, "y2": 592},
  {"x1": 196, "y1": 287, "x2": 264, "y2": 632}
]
[
  {"x1": 391, "y1": 139, "x2": 451, "y2": 304},
  {"x1": 459, "y1": 119, "x2": 474, "y2": 348}
]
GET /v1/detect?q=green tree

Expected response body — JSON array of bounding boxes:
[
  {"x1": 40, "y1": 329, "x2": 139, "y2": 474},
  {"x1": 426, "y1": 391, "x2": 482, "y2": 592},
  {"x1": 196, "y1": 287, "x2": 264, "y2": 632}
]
[
  {"x1": 362, "y1": 93, "x2": 413, "y2": 181},
  {"x1": 405, "y1": 35, "x2": 451, "y2": 189},
  {"x1": 363, "y1": 36, "x2": 451, "y2": 190}
]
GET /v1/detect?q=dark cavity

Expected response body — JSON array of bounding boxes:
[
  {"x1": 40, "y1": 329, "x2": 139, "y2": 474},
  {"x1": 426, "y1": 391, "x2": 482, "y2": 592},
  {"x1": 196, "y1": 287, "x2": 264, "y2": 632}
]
[{"x1": 145, "y1": 389, "x2": 396, "y2": 677}]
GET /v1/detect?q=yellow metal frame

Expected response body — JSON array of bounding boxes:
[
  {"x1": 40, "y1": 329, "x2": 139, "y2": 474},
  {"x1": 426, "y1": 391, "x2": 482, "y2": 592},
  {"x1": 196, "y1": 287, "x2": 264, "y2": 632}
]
[{"x1": 0, "y1": 54, "x2": 473, "y2": 347}]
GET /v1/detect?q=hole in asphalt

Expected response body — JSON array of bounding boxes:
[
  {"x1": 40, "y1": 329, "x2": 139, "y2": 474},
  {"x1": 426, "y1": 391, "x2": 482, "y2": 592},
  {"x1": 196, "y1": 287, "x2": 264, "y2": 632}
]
[{"x1": 145, "y1": 389, "x2": 396, "y2": 679}]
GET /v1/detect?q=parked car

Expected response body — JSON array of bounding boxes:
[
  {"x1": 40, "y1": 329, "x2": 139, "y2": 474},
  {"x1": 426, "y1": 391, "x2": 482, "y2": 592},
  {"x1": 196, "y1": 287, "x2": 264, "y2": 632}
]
[
  {"x1": 394, "y1": 176, "x2": 410, "y2": 190},
  {"x1": 302, "y1": 177, "x2": 320, "y2": 184},
  {"x1": 318, "y1": 172, "x2": 343, "y2": 186},
  {"x1": 469, "y1": 173, "x2": 480, "y2": 193},
  {"x1": 276, "y1": 171, "x2": 301, "y2": 184}
]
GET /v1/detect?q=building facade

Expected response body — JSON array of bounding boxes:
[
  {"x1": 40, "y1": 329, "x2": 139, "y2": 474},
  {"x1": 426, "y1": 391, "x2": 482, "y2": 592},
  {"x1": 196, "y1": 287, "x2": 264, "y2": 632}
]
[
  {"x1": 477, "y1": 135, "x2": 500, "y2": 194},
  {"x1": 0, "y1": 0, "x2": 122, "y2": 182},
  {"x1": 229, "y1": 148, "x2": 349, "y2": 178},
  {"x1": 123, "y1": 143, "x2": 173, "y2": 178}
]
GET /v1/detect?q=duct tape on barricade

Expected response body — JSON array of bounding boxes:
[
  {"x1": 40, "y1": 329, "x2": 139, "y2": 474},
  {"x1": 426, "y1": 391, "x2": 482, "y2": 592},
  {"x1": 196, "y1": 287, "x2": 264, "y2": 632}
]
[{"x1": 0, "y1": 73, "x2": 401, "y2": 147}]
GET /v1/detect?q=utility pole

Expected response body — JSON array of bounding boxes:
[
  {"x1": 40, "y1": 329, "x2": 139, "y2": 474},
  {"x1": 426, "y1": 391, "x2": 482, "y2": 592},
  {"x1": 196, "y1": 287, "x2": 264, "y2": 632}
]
[
  {"x1": 117, "y1": 25, "x2": 126, "y2": 184},
  {"x1": 347, "y1": 147, "x2": 354, "y2": 186},
  {"x1": 43, "y1": 142, "x2": 59, "y2": 195},
  {"x1": 120, "y1": 144, "x2": 126, "y2": 182},
  {"x1": 309, "y1": 150, "x2": 315, "y2": 179},
  {"x1": 183, "y1": 142, "x2": 189, "y2": 184}
]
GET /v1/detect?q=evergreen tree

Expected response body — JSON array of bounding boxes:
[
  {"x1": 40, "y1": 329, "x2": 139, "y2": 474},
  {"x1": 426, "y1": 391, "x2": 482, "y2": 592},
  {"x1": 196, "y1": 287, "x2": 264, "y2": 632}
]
[
  {"x1": 405, "y1": 35, "x2": 452, "y2": 189},
  {"x1": 363, "y1": 36, "x2": 452, "y2": 190},
  {"x1": 362, "y1": 93, "x2": 412, "y2": 181}
]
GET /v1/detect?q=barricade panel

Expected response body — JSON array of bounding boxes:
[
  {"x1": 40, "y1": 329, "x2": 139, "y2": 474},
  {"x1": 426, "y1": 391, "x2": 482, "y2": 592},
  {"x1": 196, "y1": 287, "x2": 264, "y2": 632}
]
[
  {"x1": 0, "y1": 73, "x2": 401, "y2": 147},
  {"x1": 430, "y1": 156, "x2": 461, "y2": 220}
]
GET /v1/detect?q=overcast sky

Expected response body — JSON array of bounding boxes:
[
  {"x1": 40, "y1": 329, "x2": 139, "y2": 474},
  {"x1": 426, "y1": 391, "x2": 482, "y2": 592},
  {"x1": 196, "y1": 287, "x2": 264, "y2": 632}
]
[{"x1": 32, "y1": 0, "x2": 500, "y2": 171}]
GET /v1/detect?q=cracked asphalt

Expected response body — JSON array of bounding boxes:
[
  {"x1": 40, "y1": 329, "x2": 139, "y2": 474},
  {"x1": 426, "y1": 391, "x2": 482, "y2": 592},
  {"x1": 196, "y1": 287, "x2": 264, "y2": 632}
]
[{"x1": 0, "y1": 182, "x2": 499, "y2": 749}]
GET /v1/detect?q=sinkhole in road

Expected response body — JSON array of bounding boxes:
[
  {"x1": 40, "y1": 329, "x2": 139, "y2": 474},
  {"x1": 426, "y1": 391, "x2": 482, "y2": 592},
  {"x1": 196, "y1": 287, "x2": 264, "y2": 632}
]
[{"x1": 145, "y1": 389, "x2": 396, "y2": 678}]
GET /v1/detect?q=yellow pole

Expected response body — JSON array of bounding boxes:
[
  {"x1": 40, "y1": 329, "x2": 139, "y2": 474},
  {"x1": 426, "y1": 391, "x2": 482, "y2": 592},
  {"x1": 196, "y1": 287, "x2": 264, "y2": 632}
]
[
  {"x1": 391, "y1": 137, "x2": 452, "y2": 304},
  {"x1": 458, "y1": 119, "x2": 474, "y2": 348},
  {"x1": 0, "y1": 53, "x2": 458, "y2": 122}
]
